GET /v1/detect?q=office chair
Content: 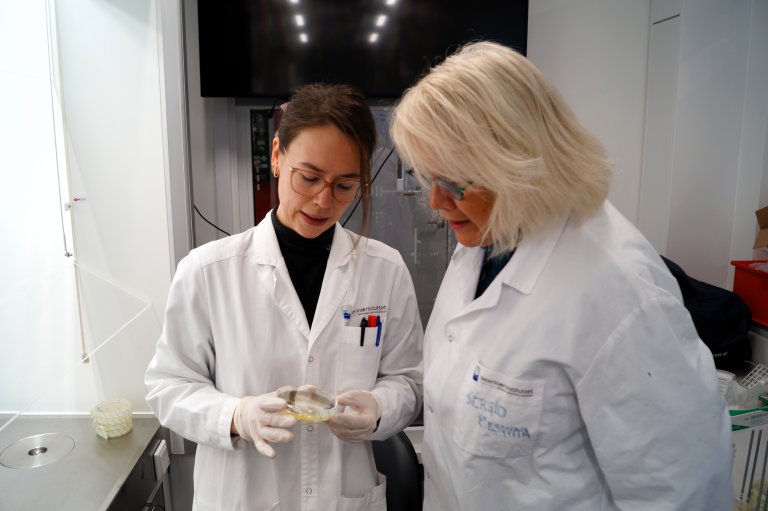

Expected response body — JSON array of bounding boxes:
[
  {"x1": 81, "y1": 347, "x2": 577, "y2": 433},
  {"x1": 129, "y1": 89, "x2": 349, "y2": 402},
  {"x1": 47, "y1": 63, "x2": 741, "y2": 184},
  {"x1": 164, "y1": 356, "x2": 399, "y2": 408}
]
[{"x1": 372, "y1": 431, "x2": 423, "y2": 511}]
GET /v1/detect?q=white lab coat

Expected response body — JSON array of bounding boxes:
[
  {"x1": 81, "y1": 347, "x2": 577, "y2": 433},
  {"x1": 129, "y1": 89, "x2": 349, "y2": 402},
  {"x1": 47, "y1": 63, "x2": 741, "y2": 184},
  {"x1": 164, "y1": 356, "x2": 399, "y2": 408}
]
[
  {"x1": 422, "y1": 202, "x2": 733, "y2": 511},
  {"x1": 145, "y1": 212, "x2": 423, "y2": 511}
]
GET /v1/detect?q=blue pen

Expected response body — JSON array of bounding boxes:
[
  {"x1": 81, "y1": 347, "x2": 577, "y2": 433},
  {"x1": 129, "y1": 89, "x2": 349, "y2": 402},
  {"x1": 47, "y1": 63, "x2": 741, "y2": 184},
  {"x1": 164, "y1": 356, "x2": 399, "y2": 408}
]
[{"x1": 375, "y1": 316, "x2": 382, "y2": 346}]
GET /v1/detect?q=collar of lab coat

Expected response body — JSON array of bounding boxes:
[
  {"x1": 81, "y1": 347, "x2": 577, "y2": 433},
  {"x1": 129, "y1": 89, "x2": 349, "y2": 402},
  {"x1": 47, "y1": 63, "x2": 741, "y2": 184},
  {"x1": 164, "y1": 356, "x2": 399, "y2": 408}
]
[
  {"x1": 248, "y1": 211, "x2": 356, "y2": 269},
  {"x1": 249, "y1": 211, "x2": 357, "y2": 342},
  {"x1": 451, "y1": 211, "x2": 570, "y2": 314},
  {"x1": 500, "y1": 211, "x2": 570, "y2": 295}
]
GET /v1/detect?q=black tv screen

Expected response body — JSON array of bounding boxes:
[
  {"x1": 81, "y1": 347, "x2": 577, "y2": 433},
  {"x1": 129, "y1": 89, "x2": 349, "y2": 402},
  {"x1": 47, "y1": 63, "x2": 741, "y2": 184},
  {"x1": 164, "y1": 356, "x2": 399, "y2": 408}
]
[{"x1": 197, "y1": 0, "x2": 528, "y2": 98}]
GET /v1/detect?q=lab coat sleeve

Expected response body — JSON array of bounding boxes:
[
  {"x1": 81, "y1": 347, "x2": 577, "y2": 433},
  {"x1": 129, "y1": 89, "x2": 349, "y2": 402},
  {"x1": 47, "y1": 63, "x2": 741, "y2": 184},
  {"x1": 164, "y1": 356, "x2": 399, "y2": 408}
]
[
  {"x1": 370, "y1": 260, "x2": 424, "y2": 440},
  {"x1": 576, "y1": 295, "x2": 733, "y2": 510},
  {"x1": 145, "y1": 251, "x2": 240, "y2": 451}
]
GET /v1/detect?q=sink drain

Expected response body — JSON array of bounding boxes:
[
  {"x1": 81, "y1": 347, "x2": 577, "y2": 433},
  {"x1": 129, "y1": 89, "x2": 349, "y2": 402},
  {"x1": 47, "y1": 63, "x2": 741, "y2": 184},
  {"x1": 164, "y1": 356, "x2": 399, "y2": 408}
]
[{"x1": 0, "y1": 433, "x2": 75, "y2": 469}]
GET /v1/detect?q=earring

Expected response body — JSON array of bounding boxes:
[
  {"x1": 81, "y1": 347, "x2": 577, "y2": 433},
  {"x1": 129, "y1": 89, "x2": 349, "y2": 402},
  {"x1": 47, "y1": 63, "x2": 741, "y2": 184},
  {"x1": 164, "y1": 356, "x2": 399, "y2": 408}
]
[{"x1": 272, "y1": 163, "x2": 279, "y2": 178}]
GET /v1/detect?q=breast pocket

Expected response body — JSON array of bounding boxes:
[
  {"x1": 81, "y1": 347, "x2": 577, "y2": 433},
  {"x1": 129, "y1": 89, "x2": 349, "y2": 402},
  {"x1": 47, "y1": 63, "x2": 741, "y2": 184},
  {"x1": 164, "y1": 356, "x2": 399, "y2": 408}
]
[
  {"x1": 338, "y1": 324, "x2": 383, "y2": 392},
  {"x1": 452, "y1": 362, "x2": 544, "y2": 459}
]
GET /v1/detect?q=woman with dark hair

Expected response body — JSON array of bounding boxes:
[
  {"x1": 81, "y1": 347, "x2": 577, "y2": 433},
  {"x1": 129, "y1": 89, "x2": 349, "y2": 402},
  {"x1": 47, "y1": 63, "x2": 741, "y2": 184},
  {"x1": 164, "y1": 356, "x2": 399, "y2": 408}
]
[{"x1": 146, "y1": 83, "x2": 423, "y2": 511}]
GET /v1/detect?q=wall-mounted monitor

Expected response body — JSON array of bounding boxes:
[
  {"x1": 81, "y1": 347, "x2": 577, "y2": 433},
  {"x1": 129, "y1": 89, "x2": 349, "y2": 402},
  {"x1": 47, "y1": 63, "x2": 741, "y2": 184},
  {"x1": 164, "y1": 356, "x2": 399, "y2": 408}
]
[{"x1": 197, "y1": 0, "x2": 529, "y2": 98}]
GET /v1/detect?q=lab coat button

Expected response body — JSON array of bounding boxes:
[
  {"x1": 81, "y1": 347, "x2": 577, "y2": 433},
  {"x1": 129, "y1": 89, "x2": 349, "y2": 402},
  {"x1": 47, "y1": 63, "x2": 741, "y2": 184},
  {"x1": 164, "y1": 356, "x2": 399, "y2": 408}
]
[
  {"x1": 306, "y1": 488, "x2": 312, "y2": 495},
  {"x1": 306, "y1": 425, "x2": 313, "y2": 432},
  {"x1": 428, "y1": 405, "x2": 434, "y2": 413},
  {"x1": 448, "y1": 335, "x2": 454, "y2": 342},
  {"x1": 308, "y1": 356, "x2": 314, "y2": 363}
]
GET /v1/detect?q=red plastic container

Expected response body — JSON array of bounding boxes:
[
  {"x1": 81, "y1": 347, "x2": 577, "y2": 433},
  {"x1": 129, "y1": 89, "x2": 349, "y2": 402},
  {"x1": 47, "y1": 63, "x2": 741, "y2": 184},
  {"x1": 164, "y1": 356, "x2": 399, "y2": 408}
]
[{"x1": 731, "y1": 260, "x2": 768, "y2": 327}]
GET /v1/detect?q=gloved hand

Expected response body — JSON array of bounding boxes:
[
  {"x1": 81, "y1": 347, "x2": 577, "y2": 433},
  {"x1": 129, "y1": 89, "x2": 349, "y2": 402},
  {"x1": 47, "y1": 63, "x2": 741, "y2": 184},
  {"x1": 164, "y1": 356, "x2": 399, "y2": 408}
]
[
  {"x1": 328, "y1": 390, "x2": 381, "y2": 443},
  {"x1": 232, "y1": 393, "x2": 297, "y2": 458}
]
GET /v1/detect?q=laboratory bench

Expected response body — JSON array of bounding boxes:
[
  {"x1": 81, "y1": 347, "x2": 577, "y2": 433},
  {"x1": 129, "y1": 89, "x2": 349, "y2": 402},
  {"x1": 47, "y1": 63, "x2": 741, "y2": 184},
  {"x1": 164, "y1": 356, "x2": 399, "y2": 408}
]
[{"x1": 0, "y1": 414, "x2": 164, "y2": 511}]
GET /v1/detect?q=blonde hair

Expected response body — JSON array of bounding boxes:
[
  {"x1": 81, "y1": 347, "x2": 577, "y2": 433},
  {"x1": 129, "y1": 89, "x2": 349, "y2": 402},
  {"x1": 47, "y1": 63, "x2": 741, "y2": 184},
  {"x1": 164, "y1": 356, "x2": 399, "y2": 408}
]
[{"x1": 390, "y1": 41, "x2": 612, "y2": 253}]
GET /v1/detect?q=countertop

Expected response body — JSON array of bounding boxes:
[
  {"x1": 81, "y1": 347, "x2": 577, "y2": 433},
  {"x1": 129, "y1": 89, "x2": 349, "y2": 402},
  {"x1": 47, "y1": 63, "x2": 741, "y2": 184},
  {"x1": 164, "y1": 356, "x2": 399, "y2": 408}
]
[{"x1": 0, "y1": 414, "x2": 159, "y2": 511}]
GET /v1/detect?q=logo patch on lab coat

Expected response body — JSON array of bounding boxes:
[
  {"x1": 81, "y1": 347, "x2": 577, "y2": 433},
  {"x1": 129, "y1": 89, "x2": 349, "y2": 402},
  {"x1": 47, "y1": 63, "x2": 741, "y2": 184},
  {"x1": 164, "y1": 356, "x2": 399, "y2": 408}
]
[
  {"x1": 471, "y1": 364, "x2": 535, "y2": 398},
  {"x1": 348, "y1": 305, "x2": 387, "y2": 323}
]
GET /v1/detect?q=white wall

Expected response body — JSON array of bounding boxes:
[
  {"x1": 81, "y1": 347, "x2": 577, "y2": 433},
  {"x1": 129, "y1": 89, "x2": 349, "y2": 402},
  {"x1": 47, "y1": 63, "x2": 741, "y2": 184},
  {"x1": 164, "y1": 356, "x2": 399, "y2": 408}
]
[
  {"x1": 528, "y1": 0, "x2": 651, "y2": 225},
  {"x1": 50, "y1": 0, "x2": 174, "y2": 412},
  {"x1": 728, "y1": 0, "x2": 768, "y2": 267},
  {"x1": 58, "y1": 0, "x2": 172, "y2": 318},
  {"x1": 665, "y1": 0, "x2": 768, "y2": 287},
  {"x1": 638, "y1": 1, "x2": 681, "y2": 255},
  {"x1": 0, "y1": 0, "x2": 178, "y2": 420},
  {"x1": 529, "y1": 0, "x2": 768, "y2": 288}
]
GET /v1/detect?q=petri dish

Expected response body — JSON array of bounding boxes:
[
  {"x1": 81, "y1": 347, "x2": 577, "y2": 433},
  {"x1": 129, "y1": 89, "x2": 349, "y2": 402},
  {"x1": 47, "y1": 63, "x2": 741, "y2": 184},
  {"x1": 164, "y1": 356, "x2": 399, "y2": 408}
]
[{"x1": 276, "y1": 386, "x2": 338, "y2": 422}]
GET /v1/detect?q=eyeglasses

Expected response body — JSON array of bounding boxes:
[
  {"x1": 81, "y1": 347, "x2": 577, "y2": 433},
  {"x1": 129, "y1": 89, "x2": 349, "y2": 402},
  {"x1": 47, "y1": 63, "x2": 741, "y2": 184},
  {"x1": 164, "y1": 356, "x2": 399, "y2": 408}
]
[
  {"x1": 425, "y1": 177, "x2": 474, "y2": 201},
  {"x1": 282, "y1": 152, "x2": 362, "y2": 203}
]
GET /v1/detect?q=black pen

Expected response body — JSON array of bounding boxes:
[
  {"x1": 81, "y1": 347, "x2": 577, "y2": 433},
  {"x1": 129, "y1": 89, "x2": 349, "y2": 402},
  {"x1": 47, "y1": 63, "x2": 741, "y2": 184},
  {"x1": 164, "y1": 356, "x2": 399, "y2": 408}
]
[{"x1": 360, "y1": 317, "x2": 368, "y2": 346}]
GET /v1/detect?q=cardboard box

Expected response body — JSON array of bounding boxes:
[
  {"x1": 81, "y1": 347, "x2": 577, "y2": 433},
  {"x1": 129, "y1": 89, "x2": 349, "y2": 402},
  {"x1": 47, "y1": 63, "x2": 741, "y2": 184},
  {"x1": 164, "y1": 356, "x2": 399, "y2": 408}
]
[{"x1": 755, "y1": 206, "x2": 768, "y2": 249}]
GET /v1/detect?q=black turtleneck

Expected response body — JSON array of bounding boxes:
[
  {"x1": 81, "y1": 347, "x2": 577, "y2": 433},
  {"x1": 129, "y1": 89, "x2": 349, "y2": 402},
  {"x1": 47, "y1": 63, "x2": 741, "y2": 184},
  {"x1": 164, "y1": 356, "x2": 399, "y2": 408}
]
[
  {"x1": 475, "y1": 246, "x2": 515, "y2": 299},
  {"x1": 271, "y1": 210, "x2": 334, "y2": 327}
]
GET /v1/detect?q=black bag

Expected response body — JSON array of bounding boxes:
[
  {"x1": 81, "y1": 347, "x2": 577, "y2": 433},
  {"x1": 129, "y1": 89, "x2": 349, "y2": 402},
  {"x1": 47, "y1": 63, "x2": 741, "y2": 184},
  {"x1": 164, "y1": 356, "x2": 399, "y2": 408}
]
[{"x1": 661, "y1": 256, "x2": 753, "y2": 372}]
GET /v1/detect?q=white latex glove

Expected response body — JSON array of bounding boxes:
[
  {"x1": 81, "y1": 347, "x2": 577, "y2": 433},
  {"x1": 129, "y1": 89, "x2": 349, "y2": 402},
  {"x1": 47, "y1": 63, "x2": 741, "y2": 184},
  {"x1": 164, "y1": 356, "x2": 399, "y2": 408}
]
[
  {"x1": 328, "y1": 390, "x2": 381, "y2": 443},
  {"x1": 232, "y1": 393, "x2": 297, "y2": 458}
]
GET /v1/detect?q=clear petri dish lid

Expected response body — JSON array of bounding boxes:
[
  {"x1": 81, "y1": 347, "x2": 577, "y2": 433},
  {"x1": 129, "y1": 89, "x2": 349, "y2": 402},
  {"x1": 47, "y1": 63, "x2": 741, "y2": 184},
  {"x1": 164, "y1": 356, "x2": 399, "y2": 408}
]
[{"x1": 276, "y1": 386, "x2": 338, "y2": 422}]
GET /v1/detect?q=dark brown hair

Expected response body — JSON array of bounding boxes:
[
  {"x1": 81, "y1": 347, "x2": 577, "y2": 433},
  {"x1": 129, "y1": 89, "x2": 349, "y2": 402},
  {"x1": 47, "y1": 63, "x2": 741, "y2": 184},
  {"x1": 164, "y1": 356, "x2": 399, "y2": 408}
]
[{"x1": 278, "y1": 83, "x2": 376, "y2": 236}]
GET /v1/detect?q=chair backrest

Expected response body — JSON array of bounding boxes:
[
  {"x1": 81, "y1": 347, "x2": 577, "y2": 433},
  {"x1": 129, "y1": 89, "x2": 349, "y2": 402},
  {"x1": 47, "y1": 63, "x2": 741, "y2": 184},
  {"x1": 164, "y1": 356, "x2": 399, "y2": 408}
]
[{"x1": 372, "y1": 431, "x2": 423, "y2": 511}]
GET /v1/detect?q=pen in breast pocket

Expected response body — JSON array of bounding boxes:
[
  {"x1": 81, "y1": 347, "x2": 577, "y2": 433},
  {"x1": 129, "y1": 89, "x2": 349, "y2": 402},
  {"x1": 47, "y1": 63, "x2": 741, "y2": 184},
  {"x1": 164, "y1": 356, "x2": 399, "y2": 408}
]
[
  {"x1": 360, "y1": 317, "x2": 367, "y2": 346},
  {"x1": 342, "y1": 305, "x2": 351, "y2": 326},
  {"x1": 375, "y1": 315, "x2": 382, "y2": 347}
]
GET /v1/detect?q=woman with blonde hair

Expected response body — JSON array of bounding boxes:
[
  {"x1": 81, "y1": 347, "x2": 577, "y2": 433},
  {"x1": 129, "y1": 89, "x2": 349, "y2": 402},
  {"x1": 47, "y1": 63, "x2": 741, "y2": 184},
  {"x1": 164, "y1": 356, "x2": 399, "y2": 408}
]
[{"x1": 390, "y1": 41, "x2": 731, "y2": 510}]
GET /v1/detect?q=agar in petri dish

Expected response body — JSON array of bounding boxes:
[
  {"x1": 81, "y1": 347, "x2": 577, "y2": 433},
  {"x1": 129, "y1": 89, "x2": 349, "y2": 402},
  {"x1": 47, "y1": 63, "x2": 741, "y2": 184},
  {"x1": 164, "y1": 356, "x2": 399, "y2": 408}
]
[{"x1": 276, "y1": 386, "x2": 338, "y2": 422}]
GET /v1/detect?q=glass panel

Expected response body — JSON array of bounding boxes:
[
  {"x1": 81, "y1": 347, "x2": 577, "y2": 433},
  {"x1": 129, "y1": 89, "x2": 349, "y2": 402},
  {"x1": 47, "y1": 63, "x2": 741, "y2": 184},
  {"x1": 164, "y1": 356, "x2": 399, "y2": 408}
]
[
  {"x1": 341, "y1": 107, "x2": 456, "y2": 326},
  {"x1": 0, "y1": 262, "x2": 79, "y2": 429},
  {"x1": 0, "y1": 262, "x2": 159, "y2": 432},
  {"x1": 1, "y1": 0, "x2": 171, "y2": 435}
]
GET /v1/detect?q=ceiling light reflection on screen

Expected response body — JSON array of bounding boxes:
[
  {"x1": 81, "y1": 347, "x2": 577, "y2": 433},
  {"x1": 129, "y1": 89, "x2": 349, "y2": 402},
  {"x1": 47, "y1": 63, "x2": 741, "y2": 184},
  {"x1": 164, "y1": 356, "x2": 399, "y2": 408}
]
[
  {"x1": 299, "y1": 33, "x2": 308, "y2": 43},
  {"x1": 369, "y1": 33, "x2": 379, "y2": 43},
  {"x1": 295, "y1": 14, "x2": 304, "y2": 26},
  {"x1": 375, "y1": 15, "x2": 387, "y2": 27},
  {"x1": 386, "y1": 0, "x2": 397, "y2": 5}
]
